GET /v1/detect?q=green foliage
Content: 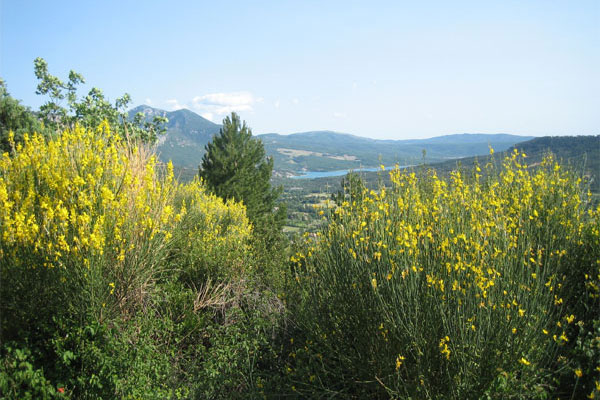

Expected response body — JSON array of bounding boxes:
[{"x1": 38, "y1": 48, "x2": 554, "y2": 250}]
[
  {"x1": 285, "y1": 152, "x2": 599, "y2": 398},
  {"x1": 47, "y1": 315, "x2": 174, "y2": 400},
  {"x1": 0, "y1": 79, "x2": 45, "y2": 152},
  {"x1": 332, "y1": 171, "x2": 367, "y2": 206},
  {"x1": 0, "y1": 124, "x2": 282, "y2": 398},
  {"x1": 156, "y1": 281, "x2": 280, "y2": 399},
  {"x1": 0, "y1": 347, "x2": 60, "y2": 400},
  {"x1": 33, "y1": 57, "x2": 166, "y2": 143},
  {"x1": 200, "y1": 112, "x2": 286, "y2": 244},
  {"x1": 551, "y1": 203, "x2": 600, "y2": 399}
]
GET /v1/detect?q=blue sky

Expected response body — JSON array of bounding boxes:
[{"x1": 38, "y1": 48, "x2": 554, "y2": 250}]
[{"x1": 1, "y1": 0, "x2": 598, "y2": 139}]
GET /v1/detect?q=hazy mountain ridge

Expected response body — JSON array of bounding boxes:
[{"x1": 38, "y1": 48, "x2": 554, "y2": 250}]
[
  {"x1": 431, "y1": 135, "x2": 600, "y2": 192},
  {"x1": 261, "y1": 131, "x2": 535, "y2": 173},
  {"x1": 129, "y1": 105, "x2": 534, "y2": 172}
]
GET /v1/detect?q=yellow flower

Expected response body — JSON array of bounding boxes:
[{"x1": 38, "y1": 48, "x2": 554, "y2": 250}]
[
  {"x1": 439, "y1": 336, "x2": 451, "y2": 360},
  {"x1": 574, "y1": 368, "x2": 582, "y2": 378},
  {"x1": 395, "y1": 355, "x2": 405, "y2": 370},
  {"x1": 519, "y1": 357, "x2": 531, "y2": 366}
]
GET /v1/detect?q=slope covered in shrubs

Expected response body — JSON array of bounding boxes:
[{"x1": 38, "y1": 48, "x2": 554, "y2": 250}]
[
  {"x1": 285, "y1": 151, "x2": 600, "y2": 398},
  {"x1": 1, "y1": 125, "x2": 598, "y2": 399},
  {"x1": 0, "y1": 124, "x2": 278, "y2": 398}
]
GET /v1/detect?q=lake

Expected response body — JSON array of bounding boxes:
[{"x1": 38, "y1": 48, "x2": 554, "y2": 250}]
[{"x1": 290, "y1": 165, "x2": 410, "y2": 179}]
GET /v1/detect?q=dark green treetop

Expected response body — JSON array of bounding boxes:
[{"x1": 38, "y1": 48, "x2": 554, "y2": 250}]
[
  {"x1": 199, "y1": 112, "x2": 285, "y2": 240},
  {"x1": 0, "y1": 79, "x2": 44, "y2": 152}
]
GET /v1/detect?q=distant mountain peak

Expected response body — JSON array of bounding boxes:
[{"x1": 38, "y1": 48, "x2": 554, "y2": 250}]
[
  {"x1": 129, "y1": 104, "x2": 166, "y2": 116},
  {"x1": 127, "y1": 105, "x2": 218, "y2": 127}
]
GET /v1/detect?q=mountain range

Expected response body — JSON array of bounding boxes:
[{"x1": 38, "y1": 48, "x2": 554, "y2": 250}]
[{"x1": 129, "y1": 105, "x2": 534, "y2": 174}]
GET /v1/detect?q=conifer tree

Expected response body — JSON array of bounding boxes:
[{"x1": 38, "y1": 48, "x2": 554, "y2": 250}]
[{"x1": 199, "y1": 112, "x2": 285, "y2": 241}]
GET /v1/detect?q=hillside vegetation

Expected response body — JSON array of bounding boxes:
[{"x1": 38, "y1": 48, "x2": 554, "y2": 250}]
[
  {"x1": 285, "y1": 150, "x2": 600, "y2": 398},
  {"x1": 0, "y1": 69, "x2": 598, "y2": 397},
  {"x1": 261, "y1": 131, "x2": 533, "y2": 173},
  {"x1": 1, "y1": 125, "x2": 599, "y2": 398},
  {"x1": 0, "y1": 125, "x2": 279, "y2": 398},
  {"x1": 432, "y1": 135, "x2": 600, "y2": 193}
]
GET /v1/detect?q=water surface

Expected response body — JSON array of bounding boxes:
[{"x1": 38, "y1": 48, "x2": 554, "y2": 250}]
[{"x1": 291, "y1": 165, "x2": 410, "y2": 179}]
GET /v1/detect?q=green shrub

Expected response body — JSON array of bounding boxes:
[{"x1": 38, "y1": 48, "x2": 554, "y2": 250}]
[
  {"x1": 0, "y1": 124, "x2": 279, "y2": 398},
  {"x1": 0, "y1": 347, "x2": 60, "y2": 400},
  {"x1": 170, "y1": 180, "x2": 251, "y2": 284},
  {"x1": 286, "y1": 152, "x2": 599, "y2": 398}
]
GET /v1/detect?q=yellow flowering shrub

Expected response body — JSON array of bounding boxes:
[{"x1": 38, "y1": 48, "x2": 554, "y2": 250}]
[
  {"x1": 170, "y1": 179, "x2": 252, "y2": 282},
  {"x1": 289, "y1": 150, "x2": 600, "y2": 398},
  {"x1": 0, "y1": 124, "x2": 251, "y2": 334}
]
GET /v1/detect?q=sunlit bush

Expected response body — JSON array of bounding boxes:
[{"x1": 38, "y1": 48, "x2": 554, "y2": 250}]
[
  {"x1": 287, "y1": 150, "x2": 600, "y2": 398},
  {"x1": 0, "y1": 124, "x2": 257, "y2": 396},
  {"x1": 170, "y1": 180, "x2": 251, "y2": 284},
  {"x1": 0, "y1": 124, "x2": 182, "y2": 323}
]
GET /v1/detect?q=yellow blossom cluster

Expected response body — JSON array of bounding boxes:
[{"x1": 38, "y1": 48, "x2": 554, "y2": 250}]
[
  {"x1": 292, "y1": 149, "x2": 599, "y2": 395},
  {"x1": 0, "y1": 124, "x2": 251, "y2": 314}
]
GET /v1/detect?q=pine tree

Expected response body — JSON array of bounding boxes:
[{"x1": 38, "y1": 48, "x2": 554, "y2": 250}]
[{"x1": 199, "y1": 112, "x2": 285, "y2": 241}]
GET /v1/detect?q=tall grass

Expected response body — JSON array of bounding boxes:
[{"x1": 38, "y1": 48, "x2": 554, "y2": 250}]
[{"x1": 286, "y1": 150, "x2": 600, "y2": 398}]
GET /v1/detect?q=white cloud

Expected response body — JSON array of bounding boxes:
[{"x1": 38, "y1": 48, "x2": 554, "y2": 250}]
[
  {"x1": 274, "y1": 100, "x2": 280, "y2": 109},
  {"x1": 292, "y1": 98, "x2": 299, "y2": 105},
  {"x1": 165, "y1": 99, "x2": 185, "y2": 110},
  {"x1": 162, "y1": 91, "x2": 258, "y2": 119},
  {"x1": 145, "y1": 98, "x2": 153, "y2": 105},
  {"x1": 190, "y1": 91, "x2": 257, "y2": 117},
  {"x1": 333, "y1": 112, "x2": 347, "y2": 118},
  {"x1": 201, "y1": 112, "x2": 214, "y2": 121}
]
